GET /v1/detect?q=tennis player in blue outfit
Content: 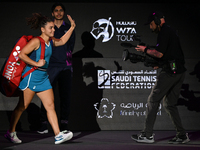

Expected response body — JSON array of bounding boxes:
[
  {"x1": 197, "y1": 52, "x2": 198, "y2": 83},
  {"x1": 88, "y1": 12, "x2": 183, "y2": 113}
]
[
  {"x1": 4, "y1": 12, "x2": 75, "y2": 145},
  {"x1": 19, "y1": 41, "x2": 52, "y2": 92}
]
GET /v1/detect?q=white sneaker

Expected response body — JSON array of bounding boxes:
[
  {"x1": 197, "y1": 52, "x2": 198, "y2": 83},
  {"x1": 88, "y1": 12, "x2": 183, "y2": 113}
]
[
  {"x1": 4, "y1": 131, "x2": 22, "y2": 143},
  {"x1": 55, "y1": 131, "x2": 73, "y2": 144}
]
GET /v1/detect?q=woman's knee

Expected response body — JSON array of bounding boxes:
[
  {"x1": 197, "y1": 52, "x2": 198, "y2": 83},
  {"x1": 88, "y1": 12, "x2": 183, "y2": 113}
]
[{"x1": 44, "y1": 101, "x2": 55, "y2": 110}]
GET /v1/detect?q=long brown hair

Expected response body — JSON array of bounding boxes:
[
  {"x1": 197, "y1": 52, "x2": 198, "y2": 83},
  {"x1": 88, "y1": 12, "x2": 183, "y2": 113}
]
[{"x1": 26, "y1": 13, "x2": 52, "y2": 30}]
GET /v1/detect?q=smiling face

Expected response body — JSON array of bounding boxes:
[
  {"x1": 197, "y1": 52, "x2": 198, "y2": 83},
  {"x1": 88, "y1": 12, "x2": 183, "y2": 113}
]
[
  {"x1": 52, "y1": 5, "x2": 65, "y2": 20},
  {"x1": 41, "y1": 21, "x2": 55, "y2": 37}
]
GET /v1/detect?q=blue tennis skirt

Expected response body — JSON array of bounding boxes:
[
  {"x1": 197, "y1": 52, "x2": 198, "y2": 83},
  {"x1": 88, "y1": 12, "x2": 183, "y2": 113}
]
[{"x1": 19, "y1": 66, "x2": 52, "y2": 92}]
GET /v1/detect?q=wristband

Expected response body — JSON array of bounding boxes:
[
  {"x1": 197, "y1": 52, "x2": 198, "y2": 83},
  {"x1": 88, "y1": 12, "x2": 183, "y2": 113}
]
[{"x1": 144, "y1": 47, "x2": 148, "y2": 53}]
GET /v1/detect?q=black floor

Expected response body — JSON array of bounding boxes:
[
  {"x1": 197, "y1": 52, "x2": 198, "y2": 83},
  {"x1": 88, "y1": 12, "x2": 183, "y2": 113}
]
[{"x1": 0, "y1": 130, "x2": 200, "y2": 150}]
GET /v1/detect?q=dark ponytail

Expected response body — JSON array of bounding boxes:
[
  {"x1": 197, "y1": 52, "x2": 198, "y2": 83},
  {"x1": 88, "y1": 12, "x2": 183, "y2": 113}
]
[{"x1": 26, "y1": 13, "x2": 52, "y2": 29}]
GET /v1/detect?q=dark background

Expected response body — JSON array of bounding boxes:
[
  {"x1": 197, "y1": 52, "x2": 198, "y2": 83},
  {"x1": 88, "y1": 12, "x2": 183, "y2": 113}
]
[
  {"x1": 0, "y1": 1, "x2": 199, "y2": 131},
  {"x1": 0, "y1": 2, "x2": 199, "y2": 58}
]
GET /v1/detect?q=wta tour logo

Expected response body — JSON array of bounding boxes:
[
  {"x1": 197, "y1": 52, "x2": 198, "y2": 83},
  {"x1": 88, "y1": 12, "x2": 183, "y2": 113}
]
[
  {"x1": 90, "y1": 17, "x2": 114, "y2": 42},
  {"x1": 91, "y1": 17, "x2": 137, "y2": 42}
]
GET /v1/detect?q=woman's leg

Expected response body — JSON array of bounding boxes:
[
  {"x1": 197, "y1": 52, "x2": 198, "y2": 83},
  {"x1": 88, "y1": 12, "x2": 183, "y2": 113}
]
[
  {"x1": 36, "y1": 89, "x2": 60, "y2": 136},
  {"x1": 9, "y1": 88, "x2": 35, "y2": 132}
]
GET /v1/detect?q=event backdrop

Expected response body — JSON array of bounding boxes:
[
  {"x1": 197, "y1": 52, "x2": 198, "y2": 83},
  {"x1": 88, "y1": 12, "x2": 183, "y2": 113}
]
[{"x1": 0, "y1": 2, "x2": 199, "y2": 131}]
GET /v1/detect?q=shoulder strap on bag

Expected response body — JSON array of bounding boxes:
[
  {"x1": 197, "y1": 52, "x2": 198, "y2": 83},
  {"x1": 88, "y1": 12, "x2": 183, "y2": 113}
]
[
  {"x1": 22, "y1": 36, "x2": 46, "y2": 78},
  {"x1": 36, "y1": 36, "x2": 45, "y2": 59}
]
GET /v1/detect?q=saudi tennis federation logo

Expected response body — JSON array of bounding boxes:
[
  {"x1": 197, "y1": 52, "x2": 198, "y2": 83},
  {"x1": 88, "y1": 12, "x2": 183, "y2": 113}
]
[
  {"x1": 90, "y1": 17, "x2": 114, "y2": 42},
  {"x1": 98, "y1": 70, "x2": 111, "y2": 89}
]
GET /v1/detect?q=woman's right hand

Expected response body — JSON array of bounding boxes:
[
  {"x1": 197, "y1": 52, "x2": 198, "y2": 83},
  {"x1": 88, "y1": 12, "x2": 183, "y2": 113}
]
[{"x1": 36, "y1": 59, "x2": 46, "y2": 67}]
